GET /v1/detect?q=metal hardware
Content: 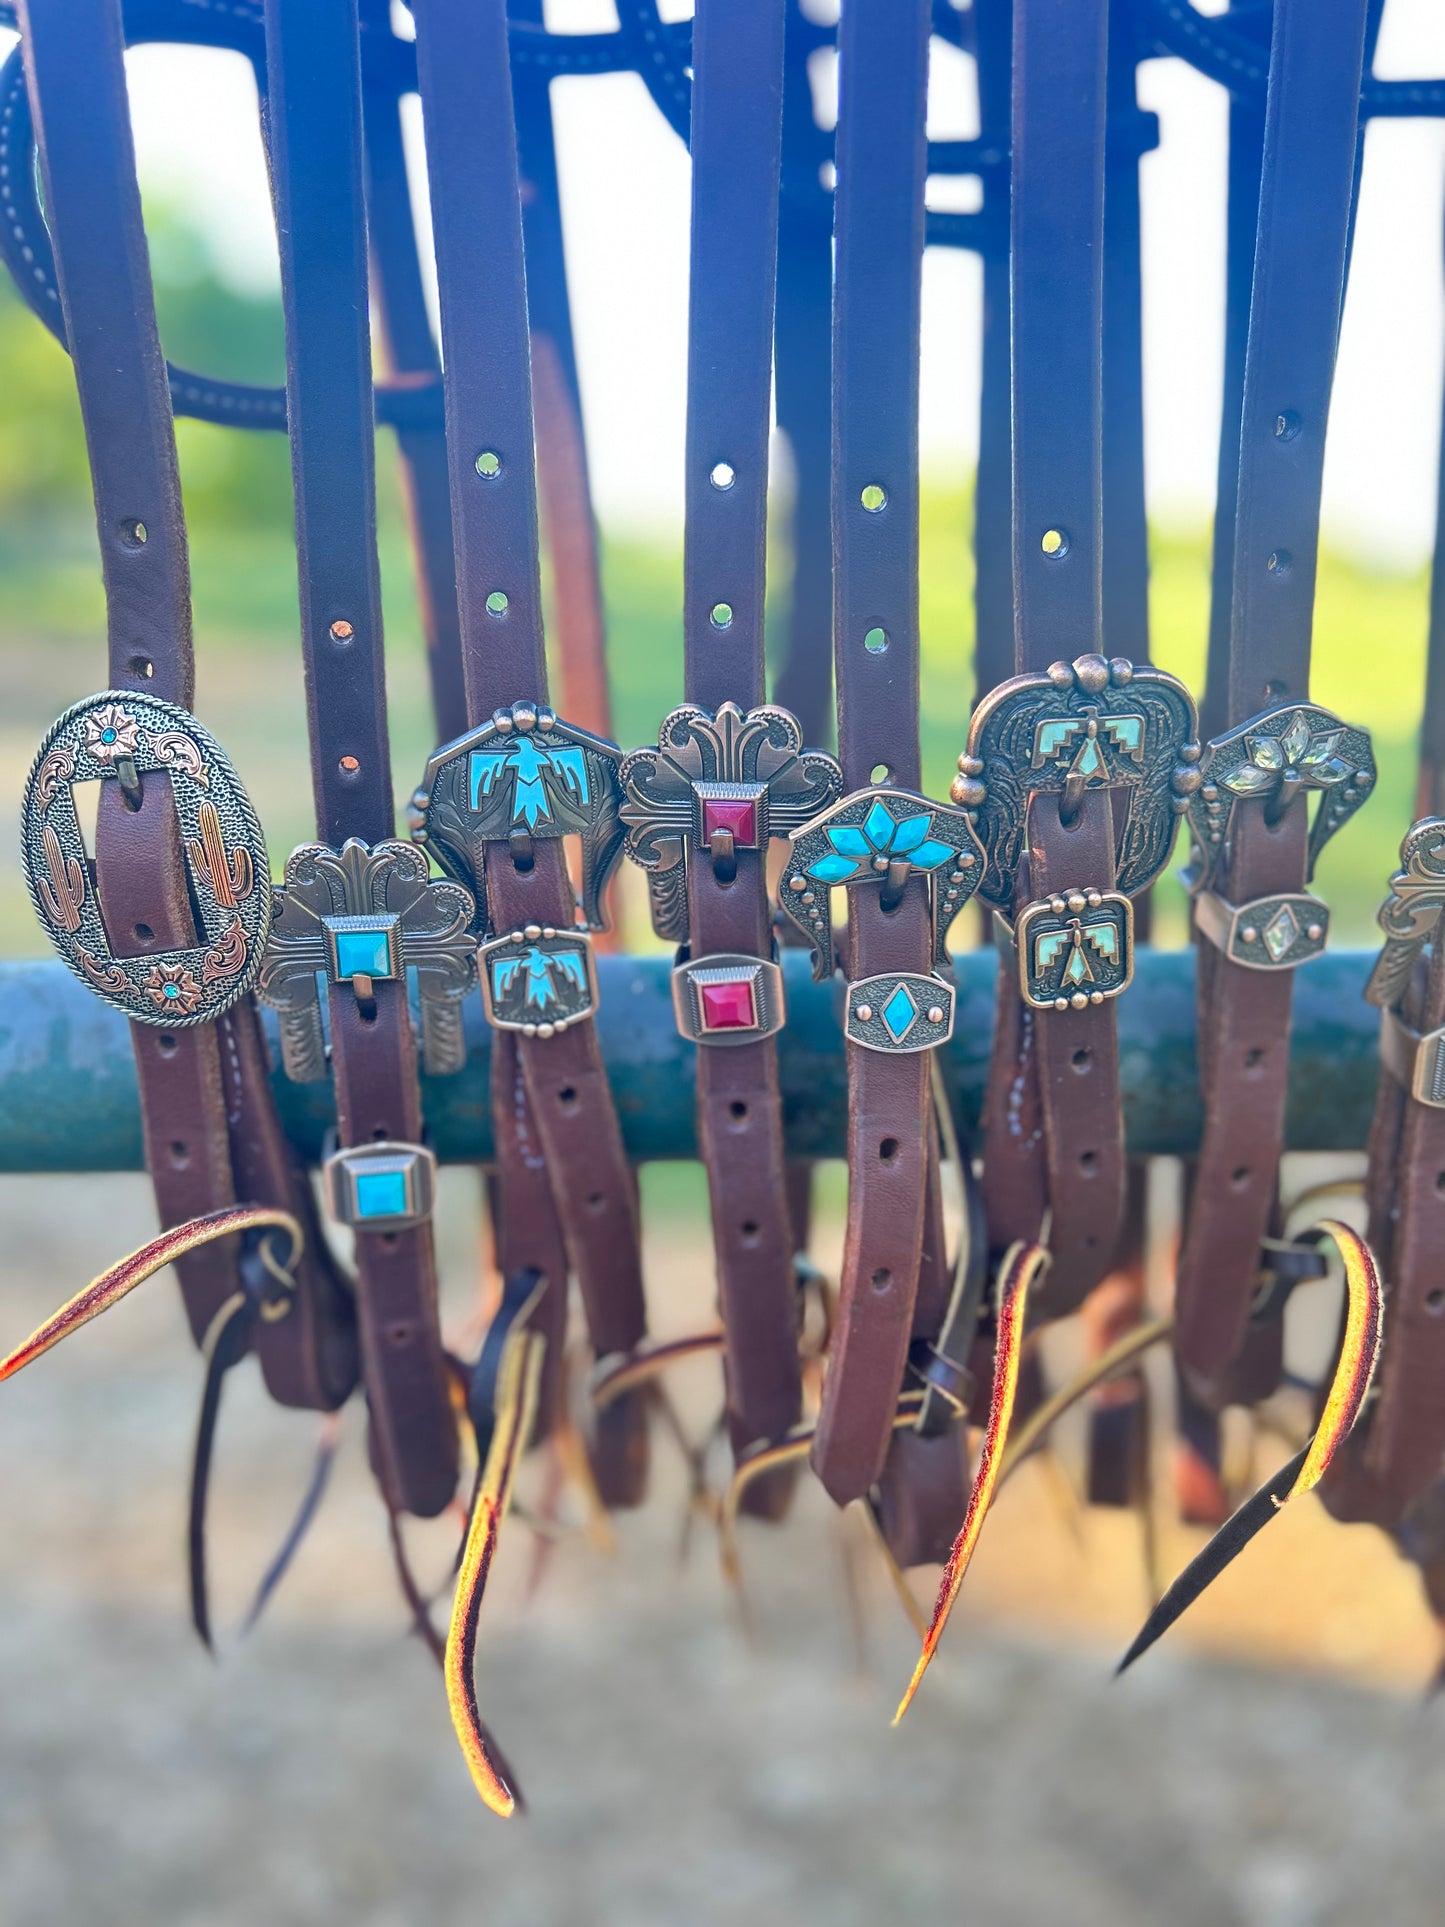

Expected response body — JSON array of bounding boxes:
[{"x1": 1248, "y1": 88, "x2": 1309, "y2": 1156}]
[
  {"x1": 1379, "y1": 1006, "x2": 1445, "y2": 1108},
  {"x1": 411, "y1": 700, "x2": 627, "y2": 932},
  {"x1": 21, "y1": 691, "x2": 271, "y2": 1026},
  {"x1": 0, "y1": 948, "x2": 1394, "y2": 1172},
  {"x1": 619, "y1": 700, "x2": 842, "y2": 941},
  {"x1": 1365, "y1": 816, "x2": 1445, "y2": 1009},
  {"x1": 1186, "y1": 702, "x2": 1374, "y2": 894},
  {"x1": 671, "y1": 950, "x2": 785, "y2": 1046},
  {"x1": 1193, "y1": 888, "x2": 1329, "y2": 971},
  {"x1": 1007, "y1": 888, "x2": 1135, "y2": 1010},
  {"x1": 844, "y1": 971, "x2": 955, "y2": 1054},
  {"x1": 781, "y1": 785, "x2": 984, "y2": 980},
  {"x1": 958, "y1": 653, "x2": 1200, "y2": 909},
  {"x1": 321, "y1": 1136, "x2": 437, "y2": 1233},
  {"x1": 477, "y1": 924, "x2": 598, "y2": 1037},
  {"x1": 257, "y1": 838, "x2": 476, "y2": 1081}
]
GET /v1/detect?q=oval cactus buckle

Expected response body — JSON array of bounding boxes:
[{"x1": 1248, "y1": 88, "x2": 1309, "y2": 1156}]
[{"x1": 20, "y1": 691, "x2": 271, "y2": 1025}]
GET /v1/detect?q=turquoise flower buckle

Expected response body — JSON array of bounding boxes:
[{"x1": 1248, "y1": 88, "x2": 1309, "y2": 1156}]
[{"x1": 780, "y1": 786, "x2": 985, "y2": 981}]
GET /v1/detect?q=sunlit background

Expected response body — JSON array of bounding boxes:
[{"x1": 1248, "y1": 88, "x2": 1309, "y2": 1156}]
[{"x1": 4, "y1": 4, "x2": 1445, "y2": 1922}]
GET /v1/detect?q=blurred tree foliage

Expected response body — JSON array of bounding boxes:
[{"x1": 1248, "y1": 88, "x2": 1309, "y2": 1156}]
[{"x1": 0, "y1": 199, "x2": 302, "y2": 537}]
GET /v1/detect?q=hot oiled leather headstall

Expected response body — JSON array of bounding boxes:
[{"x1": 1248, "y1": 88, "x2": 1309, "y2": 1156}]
[
  {"x1": 409, "y1": 0, "x2": 651, "y2": 1507},
  {"x1": 1173, "y1": 0, "x2": 1374, "y2": 1409},
  {"x1": 14, "y1": 0, "x2": 356, "y2": 1418},
  {"x1": 780, "y1": 0, "x2": 983, "y2": 1545},
  {"x1": 254, "y1": 0, "x2": 461, "y2": 1518},
  {"x1": 1321, "y1": 821, "x2": 1445, "y2": 1526},
  {"x1": 356, "y1": 0, "x2": 577, "y2": 1452},
  {"x1": 618, "y1": 0, "x2": 838, "y2": 1511},
  {"x1": 964, "y1": 0, "x2": 1197, "y2": 1319}
]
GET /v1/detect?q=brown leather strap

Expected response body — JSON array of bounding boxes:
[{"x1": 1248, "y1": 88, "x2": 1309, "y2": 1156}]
[
  {"x1": 1174, "y1": 0, "x2": 1369, "y2": 1405},
  {"x1": 1324, "y1": 813, "x2": 1445, "y2": 1522},
  {"x1": 413, "y1": 0, "x2": 649, "y2": 1497},
  {"x1": 265, "y1": 0, "x2": 455, "y2": 1505},
  {"x1": 676, "y1": 0, "x2": 801, "y2": 1464},
  {"x1": 1027, "y1": 789, "x2": 1126, "y2": 1311},
  {"x1": 809, "y1": 0, "x2": 934, "y2": 1507},
  {"x1": 513, "y1": 3, "x2": 614, "y2": 752},
  {"x1": 361, "y1": 13, "x2": 573, "y2": 1444},
  {"x1": 1326, "y1": 941, "x2": 1445, "y2": 1523},
  {"x1": 361, "y1": 22, "x2": 467, "y2": 749},
  {"x1": 981, "y1": 0, "x2": 1120, "y2": 1308},
  {"x1": 20, "y1": 0, "x2": 353, "y2": 1410}
]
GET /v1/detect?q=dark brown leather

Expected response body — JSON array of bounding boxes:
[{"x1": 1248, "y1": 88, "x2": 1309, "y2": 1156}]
[
  {"x1": 21, "y1": 0, "x2": 354, "y2": 1411},
  {"x1": 1174, "y1": 0, "x2": 1369, "y2": 1407},
  {"x1": 362, "y1": 16, "x2": 573, "y2": 1445},
  {"x1": 1326, "y1": 950, "x2": 1445, "y2": 1523},
  {"x1": 677, "y1": 0, "x2": 800, "y2": 1466},
  {"x1": 1028, "y1": 790, "x2": 1126, "y2": 1313},
  {"x1": 95, "y1": 778, "x2": 238, "y2": 1345},
  {"x1": 264, "y1": 0, "x2": 454, "y2": 1507},
  {"x1": 771, "y1": 11, "x2": 834, "y2": 750},
  {"x1": 808, "y1": 0, "x2": 934, "y2": 1508},
  {"x1": 981, "y1": 0, "x2": 1119, "y2": 1308},
  {"x1": 361, "y1": 37, "x2": 468, "y2": 748},
  {"x1": 413, "y1": 0, "x2": 650, "y2": 1505}
]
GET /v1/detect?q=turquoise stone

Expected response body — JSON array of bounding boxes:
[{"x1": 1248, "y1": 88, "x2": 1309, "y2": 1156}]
[
  {"x1": 890, "y1": 812, "x2": 933, "y2": 853},
  {"x1": 100, "y1": 728, "x2": 117, "y2": 744},
  {"x1": 909, "y1": 840, "x2": 953, "y2": 869},
  {"x1": 826, "y1": 824, "x2": 872, "y2": 858},
  {"x1": 333, "y1": 928, "x2": 392, "y2": 980},
  {"x1": 882, "y1": 983, "x2": 917, "y2": 1043},
  {"x1": 809, "y1": 852, "x2": 860, "y2": 884},
  {"x1": 354, "y1": 1168, "x2": 408, "y2": 1220},
  {"x1": 864, "y1": 799, "x2": 896, "y2": 849},
  {"x1": 163, "y1": 982, "x2": 180, "y2": 999}
]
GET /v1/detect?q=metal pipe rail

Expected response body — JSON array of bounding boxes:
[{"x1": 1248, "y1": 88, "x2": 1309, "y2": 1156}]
[{"x1": 0, "y1": 951, "x2": 1379, "y2": 1172}]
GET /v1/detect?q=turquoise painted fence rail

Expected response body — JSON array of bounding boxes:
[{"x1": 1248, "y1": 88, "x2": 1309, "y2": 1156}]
[{"x1": 0, "y1": 949, "x2": 1378, "y2": 1172}]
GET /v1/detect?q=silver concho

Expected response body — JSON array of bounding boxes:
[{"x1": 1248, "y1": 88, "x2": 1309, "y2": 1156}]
[
  {"x1": 958, "y1": 653, "x2": 1200, "y2": 908},
  {"x1": 1186, "y1": 702, "x2": 1375, "y2": 895},
  {"x1": 780, "y1": 786, "x2": 984, "y2": 981},
  {"x1": 1364, "y1": 815, "x2": 1445, "y2": 1011},
  {"x1": 21, "y1": 691, "x2": 270, "y2": 1026},
  {"x1": 257, "y1": 838, "x2": 477, "y2": 1081},
  {"x1": 619, "y1": 701, "x2": 843, "y2": 941},
  {"x1": 410, "y1": 700, "x2": 625, "y2": 934}
]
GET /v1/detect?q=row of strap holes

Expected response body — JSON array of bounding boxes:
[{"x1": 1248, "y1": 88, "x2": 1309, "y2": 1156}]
[
  {"x1": 120, "y1": 519, "x2": 147, "y2": 549},
  {"x1": 710, "y1": 462, "x2": 735, "y2": 491},
  {"x1": 129, "y1": 656, "x2": 154, "y2": 680}
]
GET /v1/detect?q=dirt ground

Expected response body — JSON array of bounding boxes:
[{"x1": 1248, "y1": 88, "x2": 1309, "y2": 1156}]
[{"x1": 2, "y1": 1168, "x2": 1444, "y2": 1927}]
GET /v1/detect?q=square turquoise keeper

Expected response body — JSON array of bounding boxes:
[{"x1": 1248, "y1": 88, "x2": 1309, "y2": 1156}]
[
  {"x1": 331, "y1": 926, "x2": 394, "y2": 981},
  {"x1": 353, "y1": 1167, "x2": 410, "y2": 1220}
]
